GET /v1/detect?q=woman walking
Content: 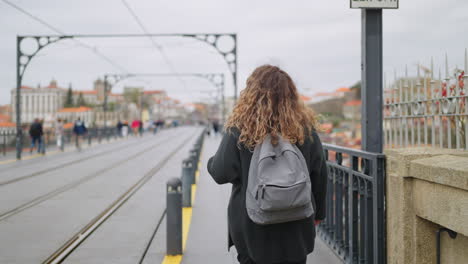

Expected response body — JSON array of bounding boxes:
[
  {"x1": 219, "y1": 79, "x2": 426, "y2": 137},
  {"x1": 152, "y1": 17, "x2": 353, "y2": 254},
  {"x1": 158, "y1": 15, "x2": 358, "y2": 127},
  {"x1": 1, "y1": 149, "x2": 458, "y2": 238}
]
[{"x1": 208, "y1": 65, "x2": 328, "y2": 264}]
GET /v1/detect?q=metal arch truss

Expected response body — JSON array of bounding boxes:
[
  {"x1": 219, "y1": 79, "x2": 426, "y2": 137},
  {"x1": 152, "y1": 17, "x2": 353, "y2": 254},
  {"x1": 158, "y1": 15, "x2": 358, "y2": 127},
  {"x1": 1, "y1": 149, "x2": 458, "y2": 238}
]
[
  {"x1": 15, "y1": 33, "x2": 237, "y2": 160},
  {"x1": 185, "y1": 34, "x2": 237, "y2": 88},
  {"x1": 16, "y1": 33, "x2": 237, "y2": 95},
  {"x1": 103, "y1": 72, "x2": 225, "y2": 93},
  {"x1": 17, "y1": 36, "x2": 72, "y2": 83},
  {"x1": 102, "y1": 72, "x2": 226, "y2": 124}
]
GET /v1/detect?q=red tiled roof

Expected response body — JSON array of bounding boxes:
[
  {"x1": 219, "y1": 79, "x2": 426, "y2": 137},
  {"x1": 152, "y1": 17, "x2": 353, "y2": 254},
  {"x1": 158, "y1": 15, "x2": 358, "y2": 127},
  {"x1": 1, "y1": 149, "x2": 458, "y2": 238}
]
[
  {"x1": 344, "y1": 100, "x2": 362, "y2": 106},
  {"x1": 0, "y1": 114, "x2": 10, "y2": 122},
  {"x1": 314, "y1": 92, "x2": 336, "y2": 97},
  {"x1": 73, "y1": 90, "x2": 97, "y2": 95},
  {"x1": 58, "y1": 106, "x2": 92, "y2": 113},
  {"x1": 20, "y1": 86, "x2": 33, "y2": 89},
  {"x1": 300, "y1": 95, "x2": 312, "y2": 102},
  {"x1": 0, "y1": 122, "x2": 15, "y2": 127},
  {"x1": 144, "y1": 90, "x2": 164, "y2": 95},
  {"x1": 63, "y1": 122, "x2": 74, "y2": 129},
  {"x1": 336, "y1": 87, "x2": 350, "y2": 92}
]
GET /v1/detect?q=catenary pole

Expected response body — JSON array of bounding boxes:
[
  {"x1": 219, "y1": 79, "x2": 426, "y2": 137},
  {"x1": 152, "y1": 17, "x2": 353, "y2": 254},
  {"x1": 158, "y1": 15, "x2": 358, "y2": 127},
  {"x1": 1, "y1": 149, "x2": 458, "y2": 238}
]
[
  {"x1": 361, "y1": 9, "x2": 383, "y2": 153},
  {"x1": 16, "y1": 36, "x2": 22, "y2": 160}
]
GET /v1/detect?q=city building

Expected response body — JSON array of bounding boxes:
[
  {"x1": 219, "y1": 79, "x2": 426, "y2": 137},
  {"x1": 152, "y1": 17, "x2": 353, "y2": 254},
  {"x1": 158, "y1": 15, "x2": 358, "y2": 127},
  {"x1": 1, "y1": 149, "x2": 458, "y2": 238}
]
[
  {"x1": 0, "y1": 114, "x2": 10, "y2": 123},
  {"x1": 0, "y1": 121, "x2": 15, "y2": 134},
  {"x1": 0, "y1": 105, "x2": 11, "y2": 118},
  {"x1": 11, "y1": 80, "x2": 67, "y2": 125},
  {"x1": 9, "y1": 79, "x2": 193, "y2": 127},
  {"x1": 73, "y1": 90, "x2": 99, "y2": 105},
  {"x1": 10, "y1": 79, "x2": 125, "y2": 127},
  {"x1": 57, "y1": 106, "x2": 93, "y2": 125},
  {"x1": 343, "y1": 100, "x2": 361, "y2": 120}
]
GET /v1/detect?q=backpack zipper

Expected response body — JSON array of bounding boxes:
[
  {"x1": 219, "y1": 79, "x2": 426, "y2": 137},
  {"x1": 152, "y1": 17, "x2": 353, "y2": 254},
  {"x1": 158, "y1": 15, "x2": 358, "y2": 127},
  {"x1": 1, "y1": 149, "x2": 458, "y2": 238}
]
[{"x1": 262, "y1": 182, "x2": 306, "y2": 189}]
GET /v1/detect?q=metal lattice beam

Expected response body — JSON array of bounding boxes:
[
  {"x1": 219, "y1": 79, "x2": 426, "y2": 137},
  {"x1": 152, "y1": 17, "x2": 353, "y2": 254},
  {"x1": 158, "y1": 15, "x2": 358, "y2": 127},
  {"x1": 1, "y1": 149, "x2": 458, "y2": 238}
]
[
  {"x1": 102, "y1": 73, "x2": 225, "y2": 126},
  {"x1": 15, "y1": 33, "x2": 237, "y2": 159}
]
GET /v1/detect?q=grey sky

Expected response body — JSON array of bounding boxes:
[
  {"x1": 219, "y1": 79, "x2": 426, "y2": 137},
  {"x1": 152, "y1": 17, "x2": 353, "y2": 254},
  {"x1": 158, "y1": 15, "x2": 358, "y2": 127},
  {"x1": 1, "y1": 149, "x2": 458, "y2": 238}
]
[{"x1": 1, "y1": 0, "x2": 467, "y2": 105}]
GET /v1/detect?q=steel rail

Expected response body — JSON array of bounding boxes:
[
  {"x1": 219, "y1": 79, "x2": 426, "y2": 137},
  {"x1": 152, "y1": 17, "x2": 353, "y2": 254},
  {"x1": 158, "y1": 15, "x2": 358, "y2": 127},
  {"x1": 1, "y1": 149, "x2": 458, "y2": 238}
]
[
  {"x1": 42, "y1": 130, "x2": 197, "y2": 264},
  {"x1": 0, "y1": 129, "x2": 187, "y2": 221},
  {"x1": 138, "y1": 209, "x2": 167, "y2": 264},
  {"x1": 0, "y1": 132, "x2": 163, "y2": 187}
]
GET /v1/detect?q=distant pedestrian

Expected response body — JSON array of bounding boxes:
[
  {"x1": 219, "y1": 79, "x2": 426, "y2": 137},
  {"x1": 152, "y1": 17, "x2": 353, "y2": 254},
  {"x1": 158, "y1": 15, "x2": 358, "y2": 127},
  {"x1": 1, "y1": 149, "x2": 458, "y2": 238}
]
[
  {"x1": 212, "y1": 120, "x2": 220, "y2": 136},
  {"x1": 207, "y1": 65, "x2": 328, "y2": 264},
  {"x1": 206, "y1": 123, "x2": 211, "y2": 136},
  {"x1": 55, "y1": 118, "x2": 64, "y2": 151},
  {"x1": 73, "y1": 118, "x2": 87, "y2": 151},
  {"x1": 152, "y1": 120, "x2": 158, "y2": 134},
  {"x1": 116, "y1": 120, "x2": 123, "y2": 137},
  {"x1": 138, "y1": 120, "x2": 143, "y2": 136},
  {"x1": 29, "y1": 118, "x2": 44, "y2": 154},
  {"x1": 122, "y1": 121, "x2": 129, "y2": 137},
  {"x1": 131, "y1": 120, "x2": 139, "y2": 136},
  {"x1": 156, "y1": 120, "x2": 165, "y2": 130}
]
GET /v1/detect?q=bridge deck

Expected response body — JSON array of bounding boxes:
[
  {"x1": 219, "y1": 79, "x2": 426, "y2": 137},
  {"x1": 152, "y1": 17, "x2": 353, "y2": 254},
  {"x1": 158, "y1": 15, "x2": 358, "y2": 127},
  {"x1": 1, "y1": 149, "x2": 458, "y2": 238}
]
[
  {"x1": 0, "y1": 128, "x2": 340, "y2": 264},
  {"x1": 0, "y1": 127, "x2": 199, "y2": 263}
]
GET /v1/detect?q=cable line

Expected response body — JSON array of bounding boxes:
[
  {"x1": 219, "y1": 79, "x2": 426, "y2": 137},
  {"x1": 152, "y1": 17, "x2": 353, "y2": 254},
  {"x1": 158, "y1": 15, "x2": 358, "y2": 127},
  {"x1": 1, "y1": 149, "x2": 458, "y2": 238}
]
[
  {"x1": 2, "y1": 0, "x2": 129, "y2": 73},
  {"x1": 120, "y1": 0, "x2": 187, "y2": 89}
]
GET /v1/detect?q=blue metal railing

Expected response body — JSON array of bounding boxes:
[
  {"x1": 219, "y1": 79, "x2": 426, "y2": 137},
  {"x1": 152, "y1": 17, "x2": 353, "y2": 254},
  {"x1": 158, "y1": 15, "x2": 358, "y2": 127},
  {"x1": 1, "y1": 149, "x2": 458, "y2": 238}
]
[{"x1": 318, "y1": 143, "x2": 386, "y2": 264}]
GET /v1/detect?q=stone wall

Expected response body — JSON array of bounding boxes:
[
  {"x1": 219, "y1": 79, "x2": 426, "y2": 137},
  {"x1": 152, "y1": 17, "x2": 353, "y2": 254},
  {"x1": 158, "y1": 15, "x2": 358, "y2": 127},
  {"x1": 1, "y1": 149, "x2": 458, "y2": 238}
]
[{"x1": 385, "y1": 148, "x2": 468, "y2": 264}]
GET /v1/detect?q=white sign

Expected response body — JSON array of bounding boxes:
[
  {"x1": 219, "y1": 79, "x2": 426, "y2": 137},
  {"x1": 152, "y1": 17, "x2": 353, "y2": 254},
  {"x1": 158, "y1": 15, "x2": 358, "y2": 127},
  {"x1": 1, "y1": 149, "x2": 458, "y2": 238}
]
[{"x1": 351, "y1": 0, "x2": 399, "y2": 9}]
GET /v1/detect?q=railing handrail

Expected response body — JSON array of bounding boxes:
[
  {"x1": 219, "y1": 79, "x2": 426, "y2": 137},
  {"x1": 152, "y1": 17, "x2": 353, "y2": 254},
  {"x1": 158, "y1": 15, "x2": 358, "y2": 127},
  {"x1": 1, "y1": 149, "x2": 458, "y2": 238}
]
[{"x1": 323, "y1": 143, "x2": 385, "y2": 159}]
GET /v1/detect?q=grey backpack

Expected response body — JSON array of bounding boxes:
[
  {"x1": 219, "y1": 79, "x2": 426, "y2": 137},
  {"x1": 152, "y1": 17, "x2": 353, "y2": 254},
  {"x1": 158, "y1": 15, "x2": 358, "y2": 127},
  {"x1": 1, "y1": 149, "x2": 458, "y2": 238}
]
[{"x1": 246, "y1": 135, "x2": 314, "y2": 225}]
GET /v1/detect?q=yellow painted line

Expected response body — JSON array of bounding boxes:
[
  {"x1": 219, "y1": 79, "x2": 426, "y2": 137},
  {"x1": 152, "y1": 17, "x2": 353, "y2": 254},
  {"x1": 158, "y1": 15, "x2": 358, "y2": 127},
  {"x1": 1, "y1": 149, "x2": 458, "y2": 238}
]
[
  {"x1": 161, "y1": 255, "x2": 182, "y2": 264},
  {"x1": 182, "y1": 207, "x2": 193, "y2": 251},
  {"x1": 0, "y1": 149, "x2": 58, "y2": 164},
  {"x1": 191, "y1": 184, "x2": 197, "y2": 206},
  {"x1": 0, "y1": 159, "x2": 16, "y2": 165},
  {"x1": 20, "y1": 153, "x2": 43, "y2": 160}
]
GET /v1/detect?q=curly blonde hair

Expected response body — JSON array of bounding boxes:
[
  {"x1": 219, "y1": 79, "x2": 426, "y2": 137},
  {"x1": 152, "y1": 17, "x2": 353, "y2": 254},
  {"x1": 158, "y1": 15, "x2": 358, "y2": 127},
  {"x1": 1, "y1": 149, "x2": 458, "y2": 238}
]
[{"x1": 226, "y1": 65, "x2": 319, "y2": 149}]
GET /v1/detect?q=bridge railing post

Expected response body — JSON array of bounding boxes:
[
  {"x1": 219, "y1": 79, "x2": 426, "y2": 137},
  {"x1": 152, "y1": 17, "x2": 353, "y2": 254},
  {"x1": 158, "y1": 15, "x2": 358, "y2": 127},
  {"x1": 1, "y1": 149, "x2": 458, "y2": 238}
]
[
  {"x1": 2, "y1": 131, "x2": 6, "y2": 156},
  {"x1": 182, "y1": 158, "x2": 195, "y2": 208},
  {"x1": 98, "y1": 128, "x2": 102, "y2": 143},
  {"x1": 189, "y1": 149, "x2": 198, "y2": 172},
  {"x1": 166, "y1": 177, "x2": 183, "y2": 255}
]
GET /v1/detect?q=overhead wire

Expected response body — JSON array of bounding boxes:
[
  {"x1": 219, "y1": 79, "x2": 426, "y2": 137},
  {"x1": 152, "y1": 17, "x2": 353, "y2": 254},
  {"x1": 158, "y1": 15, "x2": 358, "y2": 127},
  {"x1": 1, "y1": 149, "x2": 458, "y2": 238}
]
[
  {"x1": 2, "y1": 0, "x2": 129, "y2": 73},
  {"x1": 120, "y1": 0, "x2": 189, "y2": 90},
  {"x1": 4, "y1": 0, "x2": 202, "y2": 101}
]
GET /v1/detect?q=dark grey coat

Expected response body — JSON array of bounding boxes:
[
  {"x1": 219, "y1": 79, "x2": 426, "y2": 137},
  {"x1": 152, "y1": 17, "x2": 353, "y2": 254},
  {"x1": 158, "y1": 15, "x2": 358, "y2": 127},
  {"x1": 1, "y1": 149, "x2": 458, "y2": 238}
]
[{"x1": 207, "y1": 128, "x2": 328, "y2": 264}]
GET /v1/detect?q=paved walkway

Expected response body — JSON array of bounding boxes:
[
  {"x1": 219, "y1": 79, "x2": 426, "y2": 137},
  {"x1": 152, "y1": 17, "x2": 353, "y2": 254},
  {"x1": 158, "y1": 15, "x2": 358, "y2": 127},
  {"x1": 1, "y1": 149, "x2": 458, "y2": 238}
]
[
  {"x1": 0, "y1": 127, "x2": 201, "y2": 263},
  {"x1": 182, "y1": 135, "x2": 341, "y2": 264}
]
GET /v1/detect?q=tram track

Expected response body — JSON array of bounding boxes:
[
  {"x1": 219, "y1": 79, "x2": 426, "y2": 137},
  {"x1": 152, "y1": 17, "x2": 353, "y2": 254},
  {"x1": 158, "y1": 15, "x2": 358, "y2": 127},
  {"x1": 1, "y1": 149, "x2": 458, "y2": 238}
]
[
  {"x1": 42, "y1": 130, "x2": 197, "y2": 264},
  {"x1": 0, "y1": 129, "x2": 188, "y2": 222},
  {"x1": 0, "y1": 131, "x2": 171, "y2": 187},
  {"x1": 139, "y1": 209, "x2": 167, "y2": 264}
]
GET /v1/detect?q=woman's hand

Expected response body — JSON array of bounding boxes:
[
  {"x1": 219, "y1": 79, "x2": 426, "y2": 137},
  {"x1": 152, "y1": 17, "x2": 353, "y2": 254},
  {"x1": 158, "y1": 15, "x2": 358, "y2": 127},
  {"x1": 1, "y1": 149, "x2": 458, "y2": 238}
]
[{"x1": 314, "y1": 220, "x2": 322, "y2": 226}]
